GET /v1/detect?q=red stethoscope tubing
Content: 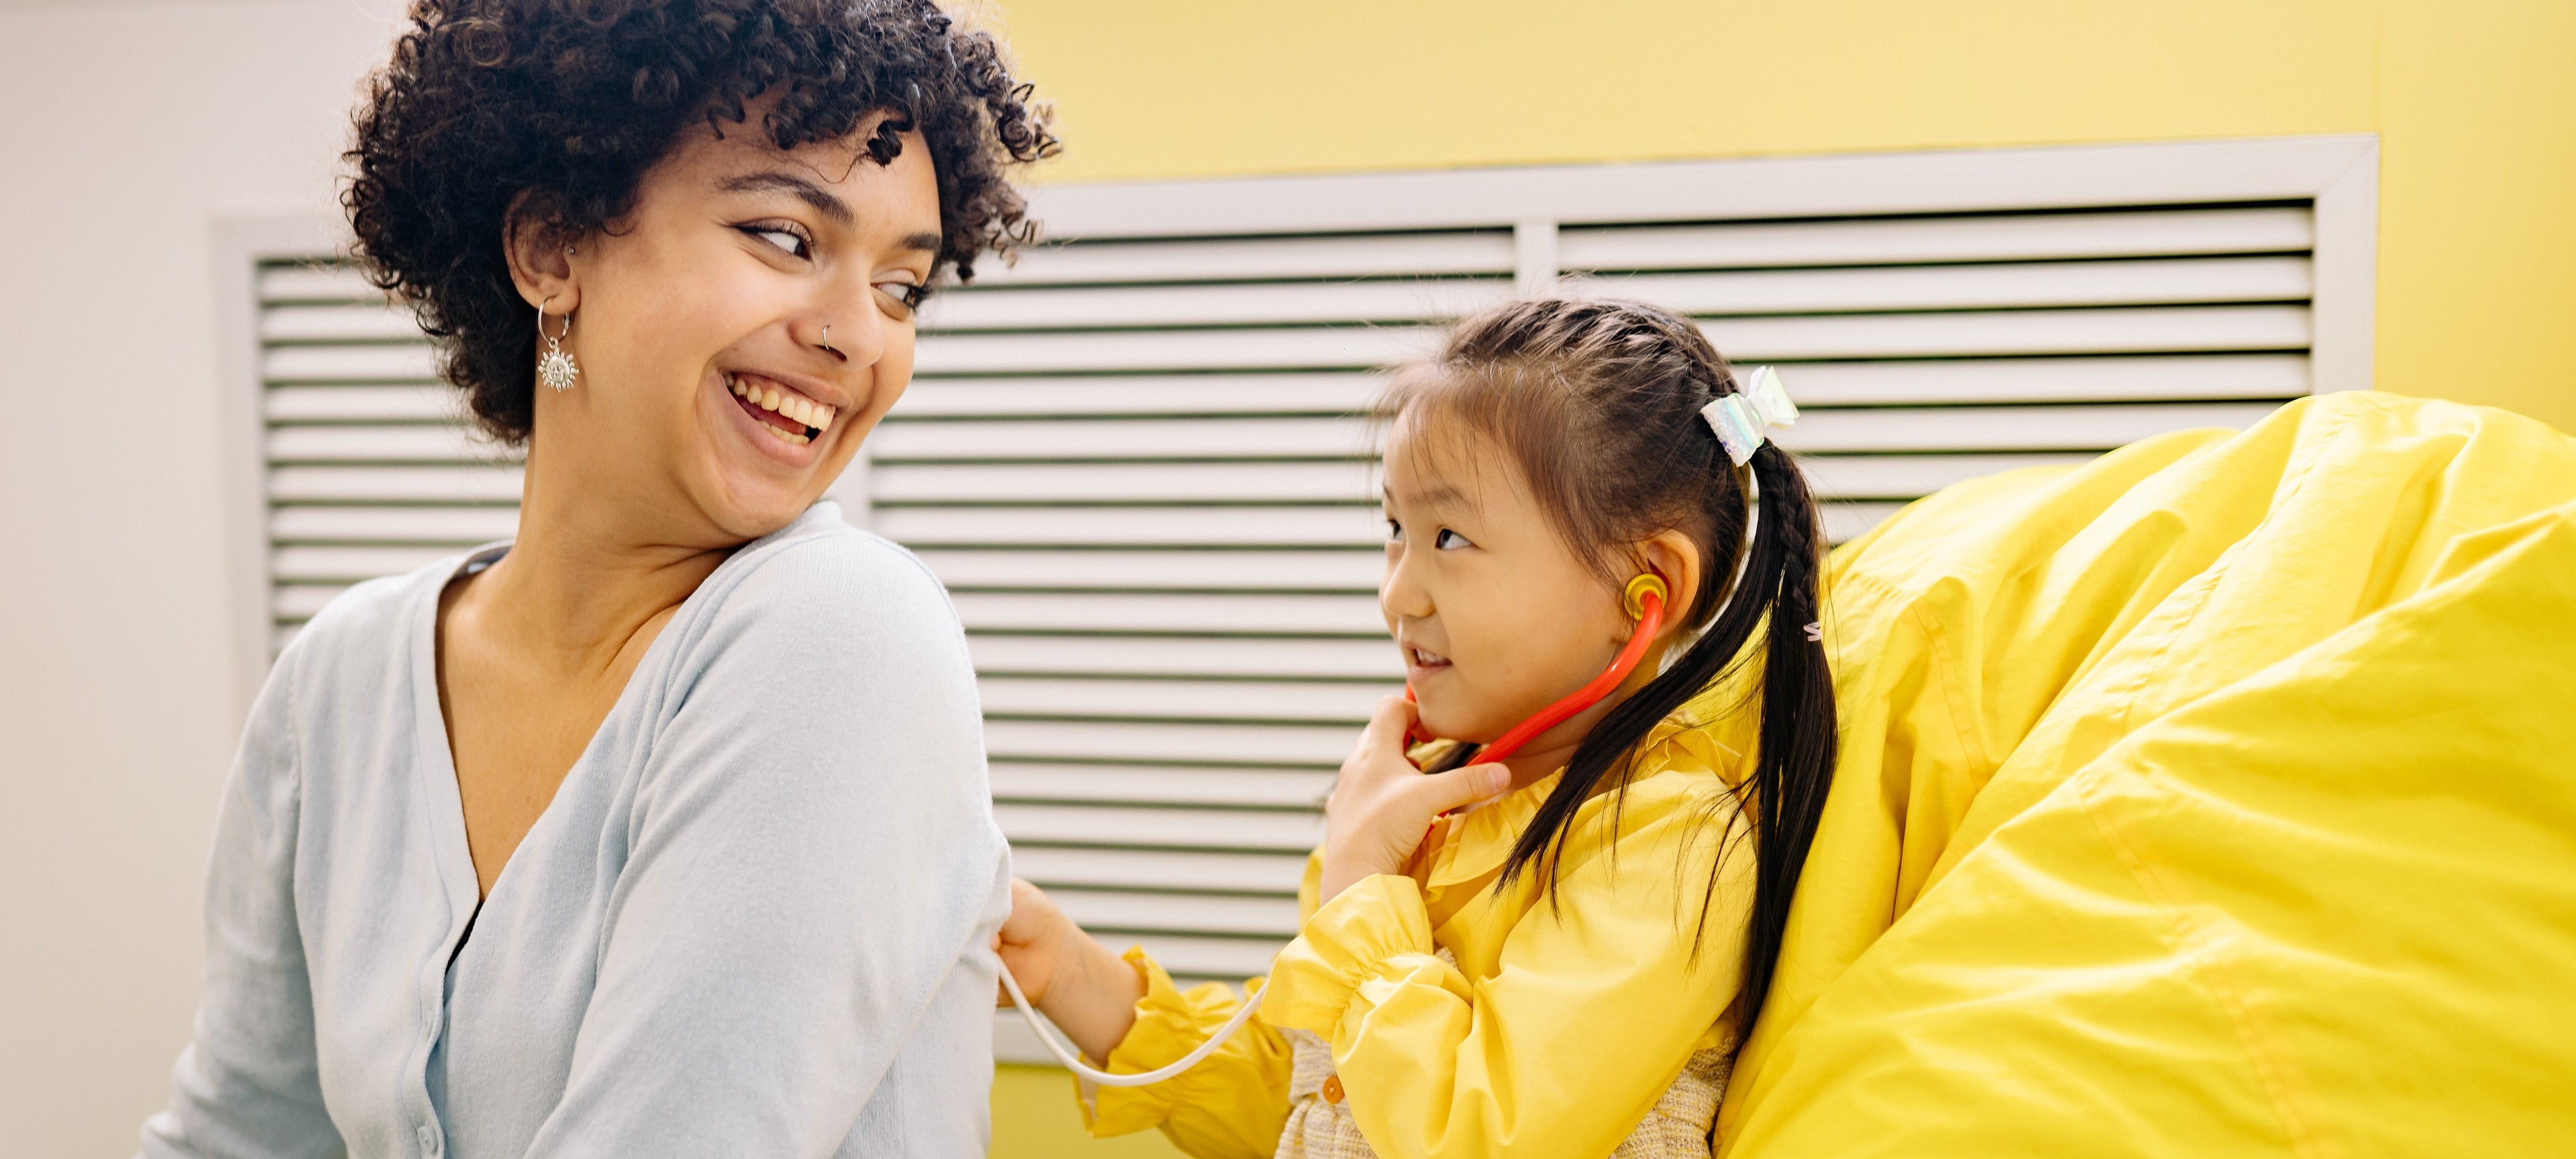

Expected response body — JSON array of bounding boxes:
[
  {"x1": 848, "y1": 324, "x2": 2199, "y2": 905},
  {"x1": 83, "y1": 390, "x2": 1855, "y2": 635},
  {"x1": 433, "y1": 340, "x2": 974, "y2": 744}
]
[{"x1": 1405, "y1": 587, "x2": 1666, "y2": 764}]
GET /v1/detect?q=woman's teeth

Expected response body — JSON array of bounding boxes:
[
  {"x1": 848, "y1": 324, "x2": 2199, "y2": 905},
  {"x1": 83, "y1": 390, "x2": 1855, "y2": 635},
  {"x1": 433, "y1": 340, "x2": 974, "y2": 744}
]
[{"x1": 727, "y1": 372, "x2": 836, "y2": 445}]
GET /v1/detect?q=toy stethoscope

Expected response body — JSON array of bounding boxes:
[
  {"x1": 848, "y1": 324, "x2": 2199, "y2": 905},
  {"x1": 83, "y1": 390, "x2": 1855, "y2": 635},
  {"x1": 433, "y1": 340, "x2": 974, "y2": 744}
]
[
  {"x1": 999, "y1": 575, "x2": 1672, "y2": 1086},
  {"x1": 1003, "y1": 368, "x2": 1792, "y2": 1086}
]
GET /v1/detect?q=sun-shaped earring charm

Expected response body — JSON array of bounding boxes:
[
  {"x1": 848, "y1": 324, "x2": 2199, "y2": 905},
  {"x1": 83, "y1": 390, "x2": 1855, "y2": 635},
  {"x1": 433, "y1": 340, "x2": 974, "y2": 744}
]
[{"x1": 536, "y1": 295, "x2": 580, "y2": 391}]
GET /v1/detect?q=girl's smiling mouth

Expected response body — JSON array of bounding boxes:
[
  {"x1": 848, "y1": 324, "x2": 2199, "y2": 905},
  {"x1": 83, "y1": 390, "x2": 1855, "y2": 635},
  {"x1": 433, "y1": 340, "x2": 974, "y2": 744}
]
[
  {"x1": 725, "y1": 370, "x2": 837, "y2": 446},
  {"x1": 1405, "y1": 644, "x2": 1453, "y2": 674}
]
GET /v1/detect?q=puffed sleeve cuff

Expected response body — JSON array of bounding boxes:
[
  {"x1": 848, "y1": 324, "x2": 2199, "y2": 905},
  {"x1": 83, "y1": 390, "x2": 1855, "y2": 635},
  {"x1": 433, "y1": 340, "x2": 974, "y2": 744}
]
[
  {"x1": 1079, "y1": 947, "x2": 1269, "y2": 1138},
  {"x1": 1259, "y1": 874, "x2": 1442, "y2": 1035}
]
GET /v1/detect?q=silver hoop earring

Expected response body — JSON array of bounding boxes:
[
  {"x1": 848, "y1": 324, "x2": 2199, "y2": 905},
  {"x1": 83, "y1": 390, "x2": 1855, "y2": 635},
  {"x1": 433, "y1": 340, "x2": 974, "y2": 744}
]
[{"x1": 537, "y1": 295, "x2": 580, "y2": 391}]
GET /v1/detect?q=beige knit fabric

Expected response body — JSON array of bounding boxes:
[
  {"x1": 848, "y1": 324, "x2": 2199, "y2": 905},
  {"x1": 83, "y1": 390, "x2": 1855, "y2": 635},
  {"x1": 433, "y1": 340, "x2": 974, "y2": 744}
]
[{"x1": 1275, "y1": 952, "x2": 1731, "y2": 1158}]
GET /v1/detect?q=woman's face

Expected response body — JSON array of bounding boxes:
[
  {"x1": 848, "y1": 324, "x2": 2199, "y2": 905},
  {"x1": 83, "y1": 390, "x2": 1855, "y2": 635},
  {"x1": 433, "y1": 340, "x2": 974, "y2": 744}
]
[
  {"x1": 1379, "y1": 416, "x2": 1636, "y2": 744},
  {"x1": 514, "y1": 105, "x2": 942, "y2": 544}
]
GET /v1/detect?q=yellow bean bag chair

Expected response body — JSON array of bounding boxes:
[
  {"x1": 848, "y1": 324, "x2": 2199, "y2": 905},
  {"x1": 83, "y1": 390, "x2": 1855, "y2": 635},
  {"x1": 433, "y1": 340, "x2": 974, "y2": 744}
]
[{"x1": 1719, "y1": 391, "x2": 2576, "y2": 1157}]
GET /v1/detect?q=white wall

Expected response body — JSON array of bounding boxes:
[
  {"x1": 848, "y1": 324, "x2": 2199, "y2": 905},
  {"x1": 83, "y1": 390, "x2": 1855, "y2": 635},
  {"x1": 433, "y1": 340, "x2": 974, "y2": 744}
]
[{"x1": 0, "y1": 2, "x2": 398, "y2": 1152}]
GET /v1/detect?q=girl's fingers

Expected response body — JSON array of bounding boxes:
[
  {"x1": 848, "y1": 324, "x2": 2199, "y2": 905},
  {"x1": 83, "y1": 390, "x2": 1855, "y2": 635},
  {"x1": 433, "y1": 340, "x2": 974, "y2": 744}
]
[
  {"x1": 1359, "y1": 695, "x2": 1420, "y2": 758},
  {"x1": 1415, "y1": 762, "x2": 1513, "y2": 816}
]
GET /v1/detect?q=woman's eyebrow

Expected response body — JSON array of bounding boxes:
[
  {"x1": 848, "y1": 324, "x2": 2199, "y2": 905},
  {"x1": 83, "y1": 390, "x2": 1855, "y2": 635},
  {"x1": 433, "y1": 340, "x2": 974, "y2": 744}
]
[
  {"x1": 716, "y1": 171, "x2": 855, "y2": 226},
  {"x1": 716, "y1": 171, "x2": 941, "y2": 253}
]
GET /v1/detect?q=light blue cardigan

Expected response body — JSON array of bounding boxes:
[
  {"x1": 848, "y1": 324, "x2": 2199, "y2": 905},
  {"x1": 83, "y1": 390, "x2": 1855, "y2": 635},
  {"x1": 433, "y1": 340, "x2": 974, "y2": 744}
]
[{"x1": 140, "y1": 504, "x2": 1010, "y2": 1158}]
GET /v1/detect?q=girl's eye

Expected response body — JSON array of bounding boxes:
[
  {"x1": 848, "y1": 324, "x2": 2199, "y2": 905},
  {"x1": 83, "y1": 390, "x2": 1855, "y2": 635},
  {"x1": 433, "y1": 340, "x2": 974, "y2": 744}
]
[
  {"x1": 1385, "y1": 519, "x2": 1403, "y2": 542},
  {"x1": 875, "y1": 280, "x2": 929, "y2": 319},
  {"x1": 1434, "y1": 529, "x2": 1473, "y2": 550},
  {"x1": 741, "y1": 225, "x2": 812, "y2": 260}
]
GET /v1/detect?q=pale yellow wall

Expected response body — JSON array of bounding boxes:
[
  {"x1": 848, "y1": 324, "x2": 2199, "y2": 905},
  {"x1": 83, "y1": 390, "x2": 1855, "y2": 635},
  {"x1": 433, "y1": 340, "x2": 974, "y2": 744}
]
[
  {"x1": 995, "y1": 0, "x2": 2575, "y2": 431},
  {"x1": 982, "y1": 2, "x2": 2574, "y2": 1150},
  {"x1": 993, "y1": 1066, "x2": 1185, "y2": 1157},
  {"x1": 0, "y1": 3, "x2": 405, "y2": 1154}
]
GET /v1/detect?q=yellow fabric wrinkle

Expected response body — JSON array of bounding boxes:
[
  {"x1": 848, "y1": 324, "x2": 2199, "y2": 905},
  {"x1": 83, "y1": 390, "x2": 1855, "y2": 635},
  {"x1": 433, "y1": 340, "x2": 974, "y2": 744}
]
[{"x1": 1717, "y1": 392, "x2": 2576, "y2": 1156}]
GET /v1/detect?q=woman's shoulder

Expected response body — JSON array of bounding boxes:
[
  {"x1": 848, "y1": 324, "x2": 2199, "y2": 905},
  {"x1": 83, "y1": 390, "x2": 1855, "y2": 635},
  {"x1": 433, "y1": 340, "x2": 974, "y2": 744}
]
[
  {"x1": 709, "y1": 510, "x2": 951, "y2": 619},
  {"x1": 666, "y1": 507, "x2": 967, "y2": 674},
  {"x1": 728, "y1": 507, "x2": 945, "y2": 597}
]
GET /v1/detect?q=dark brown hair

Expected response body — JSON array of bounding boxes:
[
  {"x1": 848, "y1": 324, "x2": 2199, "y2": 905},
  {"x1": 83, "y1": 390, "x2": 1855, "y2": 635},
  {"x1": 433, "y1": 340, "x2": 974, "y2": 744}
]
[
  {"x1": 344, "y1": 0, "x2": 1058, "y2": 445},
  {"x1": 1383, "y1": 297, "x2": 1837, "y2": 1037}
]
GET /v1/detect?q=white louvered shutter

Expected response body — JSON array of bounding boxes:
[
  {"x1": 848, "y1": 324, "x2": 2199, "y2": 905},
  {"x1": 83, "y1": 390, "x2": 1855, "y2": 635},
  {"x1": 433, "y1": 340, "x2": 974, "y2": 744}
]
[
  {"x1": 246, "y1": 138, "x2": 2372, "y2": 1062},
  {"x1": 260, "y1": 264, "x2": 517, "y2": 648}
]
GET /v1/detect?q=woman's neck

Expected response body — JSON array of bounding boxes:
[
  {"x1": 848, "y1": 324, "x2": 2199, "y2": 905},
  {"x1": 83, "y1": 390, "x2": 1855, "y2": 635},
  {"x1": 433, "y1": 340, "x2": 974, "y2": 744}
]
[{"x1": 464, "y1": 452, "x2": 735, "y2": 674}]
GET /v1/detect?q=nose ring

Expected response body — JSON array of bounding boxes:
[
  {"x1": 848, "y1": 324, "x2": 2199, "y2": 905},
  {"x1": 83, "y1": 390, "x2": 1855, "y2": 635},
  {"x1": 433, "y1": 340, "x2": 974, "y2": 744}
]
[{"x1": 819, "y1": 324, "x2": 840, "y2": 356}]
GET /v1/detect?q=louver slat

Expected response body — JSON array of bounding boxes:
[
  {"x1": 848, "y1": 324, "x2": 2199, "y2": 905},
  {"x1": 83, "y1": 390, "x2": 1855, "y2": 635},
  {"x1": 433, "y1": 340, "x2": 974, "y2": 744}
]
[
  {"x1": 973, "y1": 229, "x2": 1515, "y2": 287},
  {"x1": 951, "y1": 591, "x2": 1385, "y2": 636},
  {"x1": 268, "y1": 465, "x2": 523, "y2": 504},
  {"x1": 1554, "y1": 206, "x2": 2313, "y2": 270},
  {"x1": 896, "y1": 373, "x2": 1381, "y2": 417},
  {"x1": 918, "y1": 277, "x2": 1509, "y2": 330},
  {"x1": 1008, "y1": 846, "x2": 1309, "y2": 894},
  {"x1": 965, "y1": 634, "x2": 1403, "y2": 680},
  {"x1": 983, "y1": 719, "x2": 1359, "y2": 766},
  {"x1": 1600, "y1": 255, "x2": 2311, "y2": 315},
  {"x1": 916, "y1": 549, "x2": 1382, "y2": 591},
  {"x1": 878, "y1": 462, "x2": 1379, "y2": 504},
  {"x1": 988, "y1": 763, "x2": 1336, "y2": 808},
  {"x1": 888, "y1": 354, "x2": 2310, "y2": 417},
  {"x1": 879, "y1": 507, "x2": 1379, "y2": 549},
  {"x1": 910, "y1": 304, "x2": 2308, "y2": 374},
  {"x1": 270, "y1": 506, "x2": 519, "y2": 544},
  {"x1": 870, "y1": 402, "x2": 2273, "y2": 466},
  {"x1": 977, "y1": 676, "x2": 1395, "y2": 723}
]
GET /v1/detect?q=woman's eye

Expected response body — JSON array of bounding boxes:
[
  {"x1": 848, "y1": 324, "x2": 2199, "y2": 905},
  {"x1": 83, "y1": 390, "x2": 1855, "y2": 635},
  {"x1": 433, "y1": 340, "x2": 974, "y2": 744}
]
[
  {"x1": 875, "y1": 280, "x2": 928, "y2": 319},
  {"x1": 1434, "y1": 529, "x2": 1472, "y2": 550},
  {"x1": 742, "y1": 226, "x2": 811, "y2": 260}
]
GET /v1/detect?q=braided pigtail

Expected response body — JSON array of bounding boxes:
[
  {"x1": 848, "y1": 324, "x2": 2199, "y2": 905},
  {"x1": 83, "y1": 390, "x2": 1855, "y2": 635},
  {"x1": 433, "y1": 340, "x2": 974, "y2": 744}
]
[{"x1": 1727, "y1": 442, "x2": 1836, "y2": 1031}]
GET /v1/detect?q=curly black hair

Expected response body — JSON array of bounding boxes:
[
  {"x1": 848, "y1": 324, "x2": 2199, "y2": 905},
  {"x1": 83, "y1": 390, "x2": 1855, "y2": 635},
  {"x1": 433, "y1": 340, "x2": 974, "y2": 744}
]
[{"x1": 345, "y1": 0, "x2": 1057, "y2": 445}]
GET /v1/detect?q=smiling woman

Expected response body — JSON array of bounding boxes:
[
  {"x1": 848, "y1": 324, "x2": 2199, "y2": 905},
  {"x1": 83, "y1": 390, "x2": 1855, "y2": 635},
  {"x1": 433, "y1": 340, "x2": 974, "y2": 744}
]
[{"x1": 138, "y1": 3, "x2": 1055, "y2": 1158}]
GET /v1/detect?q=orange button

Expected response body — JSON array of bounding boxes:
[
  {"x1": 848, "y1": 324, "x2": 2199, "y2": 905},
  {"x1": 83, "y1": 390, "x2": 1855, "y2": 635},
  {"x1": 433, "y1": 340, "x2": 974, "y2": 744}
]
[{"x1": 1321, "y1": 1076, "x2": 1345, "y2": 1104}]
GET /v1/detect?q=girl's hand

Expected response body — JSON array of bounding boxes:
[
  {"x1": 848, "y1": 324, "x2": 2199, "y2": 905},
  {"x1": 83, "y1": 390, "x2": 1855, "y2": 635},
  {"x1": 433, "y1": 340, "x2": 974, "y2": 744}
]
[
  {"x1": 1320, "y1": 697, "x2": 1513, "y2": 905},
  {"x1": 992, "y1": 877, "x2": 1144, "y2": 1061}
]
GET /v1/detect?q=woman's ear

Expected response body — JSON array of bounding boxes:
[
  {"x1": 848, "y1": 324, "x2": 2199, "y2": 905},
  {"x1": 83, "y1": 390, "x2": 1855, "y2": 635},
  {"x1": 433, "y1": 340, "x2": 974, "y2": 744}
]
[
  {"x1": 1635, "y1": 530, "x2": 1705, "y2": 643},
  {"x1": 502, "y1": 192, "x2": 583, "y2": 315}
]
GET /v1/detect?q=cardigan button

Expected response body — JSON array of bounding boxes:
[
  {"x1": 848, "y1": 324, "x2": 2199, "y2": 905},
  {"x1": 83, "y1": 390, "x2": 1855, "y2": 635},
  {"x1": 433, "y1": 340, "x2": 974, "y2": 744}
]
[
  {"x1": 1321, "y1": 1075, "x2": 1344, "y2": 1105},
  {"x1": 417, "y1": 1123, "x2": 439, "y2": 1154}
]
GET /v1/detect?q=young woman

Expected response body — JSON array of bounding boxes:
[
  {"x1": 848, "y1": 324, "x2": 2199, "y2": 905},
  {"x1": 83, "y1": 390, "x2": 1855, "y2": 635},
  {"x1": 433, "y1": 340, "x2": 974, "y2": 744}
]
[
  {"x1": 139, "y1": 3, "x2": 1052, "y2": 1156},
  {"x1": 998, "y1": 298, "x2": 1840, "y2": 1158}
]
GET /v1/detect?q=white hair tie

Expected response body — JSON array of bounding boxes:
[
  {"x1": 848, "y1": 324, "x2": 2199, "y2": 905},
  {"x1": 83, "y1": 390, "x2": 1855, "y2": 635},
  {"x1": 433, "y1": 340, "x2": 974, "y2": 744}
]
[{"x1": 1699, "y1": 365, "x2": 1798, "y2": 465}]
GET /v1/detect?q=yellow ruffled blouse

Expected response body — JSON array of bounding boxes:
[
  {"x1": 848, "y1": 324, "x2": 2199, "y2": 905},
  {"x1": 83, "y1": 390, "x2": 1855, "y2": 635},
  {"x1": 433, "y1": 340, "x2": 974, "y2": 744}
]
[{"x1": 1079, "y1": 681, "x2": 1763, "y2": 1158}]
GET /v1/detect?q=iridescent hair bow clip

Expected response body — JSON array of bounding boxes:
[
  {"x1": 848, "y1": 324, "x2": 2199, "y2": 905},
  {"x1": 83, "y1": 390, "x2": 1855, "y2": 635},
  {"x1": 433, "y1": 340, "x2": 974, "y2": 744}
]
[{"x1": 1699, "y1": 365, "x2": 1798, "y2": 465}]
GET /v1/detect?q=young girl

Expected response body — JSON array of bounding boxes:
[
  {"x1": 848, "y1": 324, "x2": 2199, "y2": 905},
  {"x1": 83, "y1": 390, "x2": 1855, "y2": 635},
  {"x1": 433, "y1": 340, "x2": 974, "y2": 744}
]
[{"x1": 996, "y1": 297, "x2": 1838, "y2": 1158}]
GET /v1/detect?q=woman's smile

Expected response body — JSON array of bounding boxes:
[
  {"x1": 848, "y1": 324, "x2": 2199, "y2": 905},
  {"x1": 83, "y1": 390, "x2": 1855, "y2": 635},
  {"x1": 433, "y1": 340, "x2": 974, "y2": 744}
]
[{"x1": 721, "y1": 368, "x2": 846, "y2": 458}]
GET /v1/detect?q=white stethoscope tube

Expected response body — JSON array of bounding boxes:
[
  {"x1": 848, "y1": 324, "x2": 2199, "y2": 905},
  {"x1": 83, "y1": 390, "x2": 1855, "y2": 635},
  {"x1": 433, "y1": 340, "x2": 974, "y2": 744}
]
[{"x1": 998, "y1": 960, "x2": 1267, "y2": 1087}]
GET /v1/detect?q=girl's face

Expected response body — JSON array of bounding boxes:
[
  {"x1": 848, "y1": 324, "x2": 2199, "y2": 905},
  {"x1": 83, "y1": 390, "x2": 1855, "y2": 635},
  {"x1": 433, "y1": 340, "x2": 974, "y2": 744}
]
[
  {"x1": 1379, "y1": 415, "x2": 1640, "y2": 748},
  {"x1": 510, "y1": 103, "x2": 941, "y2": 544}
]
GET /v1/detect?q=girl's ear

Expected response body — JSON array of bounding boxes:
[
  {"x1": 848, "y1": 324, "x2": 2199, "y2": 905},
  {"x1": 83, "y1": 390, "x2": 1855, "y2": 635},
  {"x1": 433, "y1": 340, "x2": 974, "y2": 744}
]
[
  {"x1": 503, "y1": 191, "x2": 583, "y2": 315},
  {"x1": 1635, "y1": 530, "x2": 1704, "y2": 642}
]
